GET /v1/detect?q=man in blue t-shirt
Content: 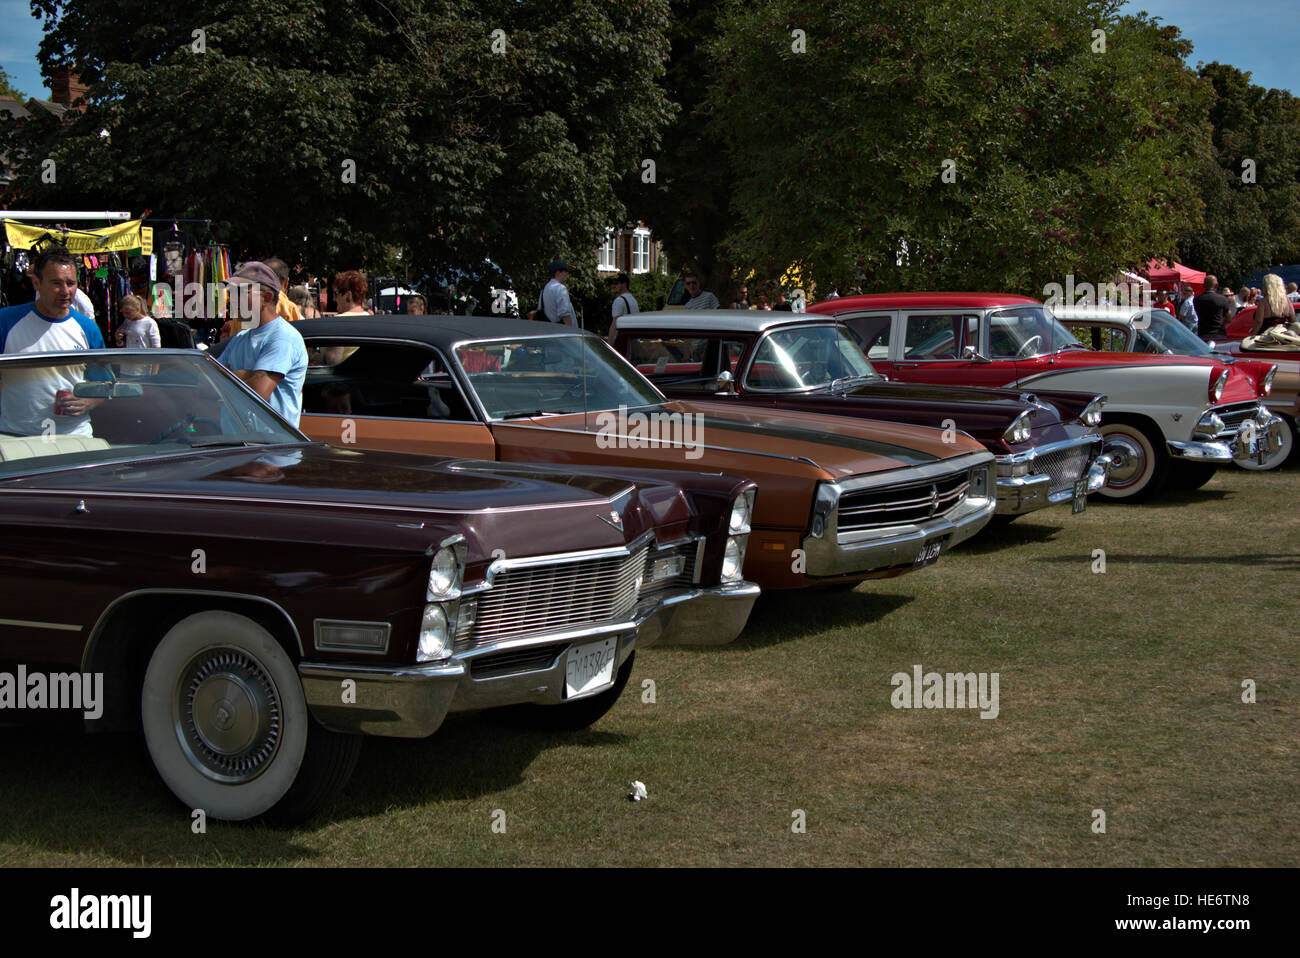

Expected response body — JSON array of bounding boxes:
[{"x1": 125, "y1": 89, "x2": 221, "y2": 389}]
[
  {"x1": 0, "y1": 245, "x2": 107, "y2": 437},
  {"x1": 217, "y1": 261, "x2": 308, "y2": 426}
]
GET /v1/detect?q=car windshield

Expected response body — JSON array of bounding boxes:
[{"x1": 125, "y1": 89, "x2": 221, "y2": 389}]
[
  {"x1": 0, "y1": 351, "x2": 304, "y2": 477},
  {"x1": 1131, "y1": 309, "x2": 1215, "y2": 356},
  {"x1": 991, "y1": 306, "x2": 1084, "y2": 358},
  {"x1": 455, "y1": 335, "x2": 665, "y2": 418},
  {"x1": 747, "y1": 325, "x2": 878, "y2": 390}
]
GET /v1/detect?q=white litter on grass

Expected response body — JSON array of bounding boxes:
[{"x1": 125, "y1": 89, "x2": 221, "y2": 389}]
[{"x1": 628, "y1": 781, "x2": 647, "y2": 802}]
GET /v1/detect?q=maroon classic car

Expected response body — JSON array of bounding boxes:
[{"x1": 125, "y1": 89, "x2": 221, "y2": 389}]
[
  {"x1": 0, "y1": 350, "x2": 758, "y2": 822},
  {"x1": 613, "y1": 311, "x2": 1110, "y2": 519},
  {"x1": 807, "y1": 293, "x2": 1283, "y2": 499}
]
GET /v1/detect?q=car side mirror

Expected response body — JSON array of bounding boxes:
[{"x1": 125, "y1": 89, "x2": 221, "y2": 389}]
[
  {"x1": 715, "y1": 370, "x2": 736, "y2": 394},
  {"x1": 961, "y1": 345, "x2": 990, "y2": 363}
]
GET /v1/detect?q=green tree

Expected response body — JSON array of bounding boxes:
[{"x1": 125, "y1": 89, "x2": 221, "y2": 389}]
[
  {"x1": 1176, "y1": 63, "x2": 1300, "y2": 284},
  {"x1": 0, "y1": 66, "x2": 27, "y2": 100},
  {"x1": 706, "y1": 0, "x2": 1212, "y2": 298},
  {"x1": 4, "y1": 0, "x2": 673, "y2": 301}
]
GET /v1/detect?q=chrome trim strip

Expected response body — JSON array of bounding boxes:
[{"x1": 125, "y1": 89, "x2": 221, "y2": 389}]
[{"x1": 0, "y1": 618, "x2": 82, "y2": 632}]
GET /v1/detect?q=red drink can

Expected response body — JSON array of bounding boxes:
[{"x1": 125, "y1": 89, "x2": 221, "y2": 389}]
[{"x1": 54, "y1": 390, "x2": 72, "y2": 415}]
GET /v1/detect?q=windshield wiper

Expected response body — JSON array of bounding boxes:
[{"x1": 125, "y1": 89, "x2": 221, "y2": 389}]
[{"x1": 184, "y1": 438, "x2": 273, "y2": 448}]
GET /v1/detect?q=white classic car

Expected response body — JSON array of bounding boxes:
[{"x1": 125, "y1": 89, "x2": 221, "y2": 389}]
[
  {"x1": 1053, "y1": 304, "x2": 1295, "y2": 471},
  {"x1": 807, "y1": 293, "x2": 1284, "y2": 499}
]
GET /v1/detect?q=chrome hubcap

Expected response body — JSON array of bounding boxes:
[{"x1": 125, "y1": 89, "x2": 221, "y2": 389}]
[
  {"x1": 1103, "y1": 435, "x2": 1147, "y2": 488},
  {"x1": 176, "y1": 648, "x2": 282, "y2": 783}
]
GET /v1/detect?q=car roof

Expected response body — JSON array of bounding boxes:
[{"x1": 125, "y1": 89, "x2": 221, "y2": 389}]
[
  {"x1": 811, "y1": 292, "x2": 1042, "y2": 310},
  {"x1": 616, "y1": 310, "x2": 829, "y2": 334},
  {"x1": 294, "y1": 314, "x2": 593, "y2": 345},
  {"x1": 1050, "y1": 304, "x2": 1150, "y2": 323}
]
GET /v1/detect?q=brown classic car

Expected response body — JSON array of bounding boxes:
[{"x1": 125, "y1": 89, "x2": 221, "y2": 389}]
[
  {"x1": 292, "y1": 316, "x2": 999, "y2": 590},
  {"x1": 0, "y1": 349, "x2": 757, "y2": 822},
  {"x1": 611, "y1": 311, "x2": 1110, "y2": 519}
]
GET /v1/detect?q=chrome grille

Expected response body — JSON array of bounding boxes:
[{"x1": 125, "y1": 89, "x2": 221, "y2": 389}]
[
  {"x1": 837, "y1": 471, "x2": 970, "y2": 535},
  {"x1": 454, "y1": 544, "x2": 647, "y2": 652},
  {"x1": 471, "y1": 645, "x2": 567, "y2": 679},
  {"x1": 1214, "y1": 401, "x2": 1261, "y2": 432},
  {"x1": 1030, "y1": 445, "x2": 1091, "y2": 496}
]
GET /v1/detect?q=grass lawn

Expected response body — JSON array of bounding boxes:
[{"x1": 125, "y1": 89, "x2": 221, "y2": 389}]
[{"x1": 2, "y1": 461, "x2": 1296, "y2": 867}]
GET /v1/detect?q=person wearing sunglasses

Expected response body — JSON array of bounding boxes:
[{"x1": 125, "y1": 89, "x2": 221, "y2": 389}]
[{"x1": 682, "y1": 271, "x2": 719, "y2": 309}]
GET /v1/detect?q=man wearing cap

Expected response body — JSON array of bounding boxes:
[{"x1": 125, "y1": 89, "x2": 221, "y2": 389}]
[
  {"x1": 606, "y1": 272, "x2": 639, "y2": 343},
  {"x1": 538, "y1": 260, "x2": 578, "y2": 327},
  {"x1": 217, "y1": 261, "x2": 308, "y2": 426}
]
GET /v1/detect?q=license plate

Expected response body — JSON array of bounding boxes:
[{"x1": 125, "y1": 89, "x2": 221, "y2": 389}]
[
  {"x1": 1072, "y1": 477, "x2": 1088, "y2": 514},
  {"x1": 565, "y1": 638, "x2": 618, "y2": 699},
  {"x1": 913, "y1": 536, "x2": 946, "y2": 569}
]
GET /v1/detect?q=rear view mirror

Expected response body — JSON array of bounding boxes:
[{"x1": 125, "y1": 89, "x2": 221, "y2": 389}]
[
  {"x1": 715, "y1": 370, "x2": 735, "y2": 394},
  {"x1": 961, "y1": 345, "x2": 990, "y2": 363},
  {"x1": 74, "y1": 381, "x2": 145, "y2": 399}
]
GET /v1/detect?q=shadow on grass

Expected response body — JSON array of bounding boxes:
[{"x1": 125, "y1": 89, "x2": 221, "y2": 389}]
[
  {"x1": 955, "y1": 519, "x2": 1063, "y2": 554},
  {"x1": 1086, "y1": 488, "x2": 1235, "y2": 510},
  {"x1": 0, "y1": 712, "x2": 632, "y2": 853},
  {"x1": 725, "y1": 590, "x2": 915, "y2": 650}
]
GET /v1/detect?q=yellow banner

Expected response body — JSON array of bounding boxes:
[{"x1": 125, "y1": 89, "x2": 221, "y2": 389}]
[{"x1": 3, "y1": 218, "x2": 143, "y2": 253}]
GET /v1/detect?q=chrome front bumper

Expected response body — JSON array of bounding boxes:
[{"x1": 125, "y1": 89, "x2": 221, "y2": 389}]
[
  {"x1": 1169, "y1": 409, "x2": 1285, "y2": 465},
  {"x1": 298, "y1": 581, "x2": 759, "y2": 738},
  {"x1": 800, "y1": 453, "x2": 997, "y2": 577},
  {"x1": 994, "y1": 436, "x2": 1108, "y2": 516}
]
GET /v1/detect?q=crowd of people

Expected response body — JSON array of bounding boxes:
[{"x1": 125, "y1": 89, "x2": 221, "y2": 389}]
[{"x1": 1150, "y1": 272, "x2": 1298, "y2": 341}]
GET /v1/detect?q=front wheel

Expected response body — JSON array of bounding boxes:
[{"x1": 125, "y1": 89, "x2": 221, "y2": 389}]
[
  {"x1": 1234, "y1": 415, "x2": 1295, "y2": 471},
  {"x1": 141, "y1": 610, "x2": 362, "y2": 824},
  {"x1": 1096, "y1": 421, "x2": 1168, "y2": 500}
]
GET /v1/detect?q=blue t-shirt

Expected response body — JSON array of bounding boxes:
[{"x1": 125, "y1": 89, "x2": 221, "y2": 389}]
[
  {"x1": 217, "y1": 319, "x2": 308, "y2": 426},
  {"x1": 0, "y1": 303, "x2": 106, "y2": 436}
]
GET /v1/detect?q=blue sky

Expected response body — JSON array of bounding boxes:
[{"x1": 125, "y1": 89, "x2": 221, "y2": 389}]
[{"x1": 1, "y1": 0, "x2": 1296, "y2": 98}]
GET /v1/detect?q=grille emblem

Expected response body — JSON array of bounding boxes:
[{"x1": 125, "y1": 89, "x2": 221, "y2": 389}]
[{"x1": 929, "y1": 484, "x2": 939, "y2": 516}]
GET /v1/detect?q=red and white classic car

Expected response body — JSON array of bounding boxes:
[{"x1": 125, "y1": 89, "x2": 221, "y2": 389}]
[{"x1": 807, "y1": 294, "x2": 1283, "y2": 499}]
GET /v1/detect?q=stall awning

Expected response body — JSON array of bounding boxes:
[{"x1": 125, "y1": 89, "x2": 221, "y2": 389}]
[
  {"x1": 1143, "y1": 260, "x2": 1206, "y2": 294},
  {"x1": 3, "y1": 218, "x2": 143, "y2": 253}
]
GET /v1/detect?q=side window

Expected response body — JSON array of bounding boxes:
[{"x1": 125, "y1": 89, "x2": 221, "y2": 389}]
[
  {"x1": 1067, "y1": 325, "x2": 1121, "y2": 351},
  {"x1": 843, "y1": 314, "x2": 892, "y2": 359},
  {"x1": 303, "y1": 342, "x2": 476, "y2": 422},
  {"x1": 626, "y1": 336, "x2": 715, "y2": 387},
  {"x1": 903, "y1": 314, "x2": 973, "y2": 360}
]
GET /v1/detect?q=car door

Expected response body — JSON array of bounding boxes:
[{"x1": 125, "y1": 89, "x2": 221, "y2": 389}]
[
  {"x1": 297, "y1": 339, "x2": 497, "y2": 459},
  {"x1": 887, "y1": 310, "x2": 1007, "y2": 387}
]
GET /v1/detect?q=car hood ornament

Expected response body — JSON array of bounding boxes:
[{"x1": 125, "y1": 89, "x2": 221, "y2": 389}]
[{"x1": 599, "y1": 510, "x2": 623, "y2": 530}]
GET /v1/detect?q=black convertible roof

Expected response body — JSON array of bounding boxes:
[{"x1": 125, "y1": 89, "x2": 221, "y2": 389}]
[{"x1": 293, "y1": 314, "x2": 592, "y2": 346}]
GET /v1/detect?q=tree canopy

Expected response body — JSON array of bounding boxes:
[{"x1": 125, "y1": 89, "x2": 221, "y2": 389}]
[
  {"x1": 702, "y1": 0, "x2": 1212, "y2": 297},
  {"x1": 4, "y1": 0, "x2": 674, "y2": 299}
]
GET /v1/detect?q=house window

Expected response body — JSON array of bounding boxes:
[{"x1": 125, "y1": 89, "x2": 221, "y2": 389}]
[
  {"x1": 597, "y1": 230, "x2": 616, "y2": 271},
  {"x1": 632, "y1": 229, "x2": 651, "y2": 274}
]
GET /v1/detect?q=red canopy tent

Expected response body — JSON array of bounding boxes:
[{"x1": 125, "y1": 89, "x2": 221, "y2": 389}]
[{"x1": 1143, "y1": 260, "x2": 1206, "y2": 294}]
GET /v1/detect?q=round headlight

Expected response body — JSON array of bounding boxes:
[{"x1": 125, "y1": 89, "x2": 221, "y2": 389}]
[
  {"x1": 1003, "y1": 411, "x2": 1032, "y2": 445},
  {"x1": 729, "y1": 494, "x2": 752, "y2": 534},
  {"x1": 428, "y1": 546, "x2": 459, "y2": 599},
  {"x1": 721, "y1": 537, "x2": 743, "y2": 581},
  {"x1": 419, "y1": 604, "x2": 449, "y2": 660},
  {"x1": 1212, "y1": 369, "x2": 1229, "y2": 403},
  {"x1": 1082, "y1": 398, "x2": 1104, "y2": 427}
]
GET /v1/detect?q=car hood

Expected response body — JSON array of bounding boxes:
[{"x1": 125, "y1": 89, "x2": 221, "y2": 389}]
[{"x1": 519, "y1": 400, "x2": 985, "y2": 478}]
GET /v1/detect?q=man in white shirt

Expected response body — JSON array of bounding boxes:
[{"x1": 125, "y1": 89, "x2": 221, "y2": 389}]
[
  {"x1": 606, "y1": 272, "x2": 639, "y2": 343},
  {"x1": 538, "y1": 260, "x2": 578, "y2": 327},
  {"x1": 682, "y1": 271, "x2": 719, "y2": 309},
  {"x1": 0, "y1": 245, "x2": 107, "y2": 436}
]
